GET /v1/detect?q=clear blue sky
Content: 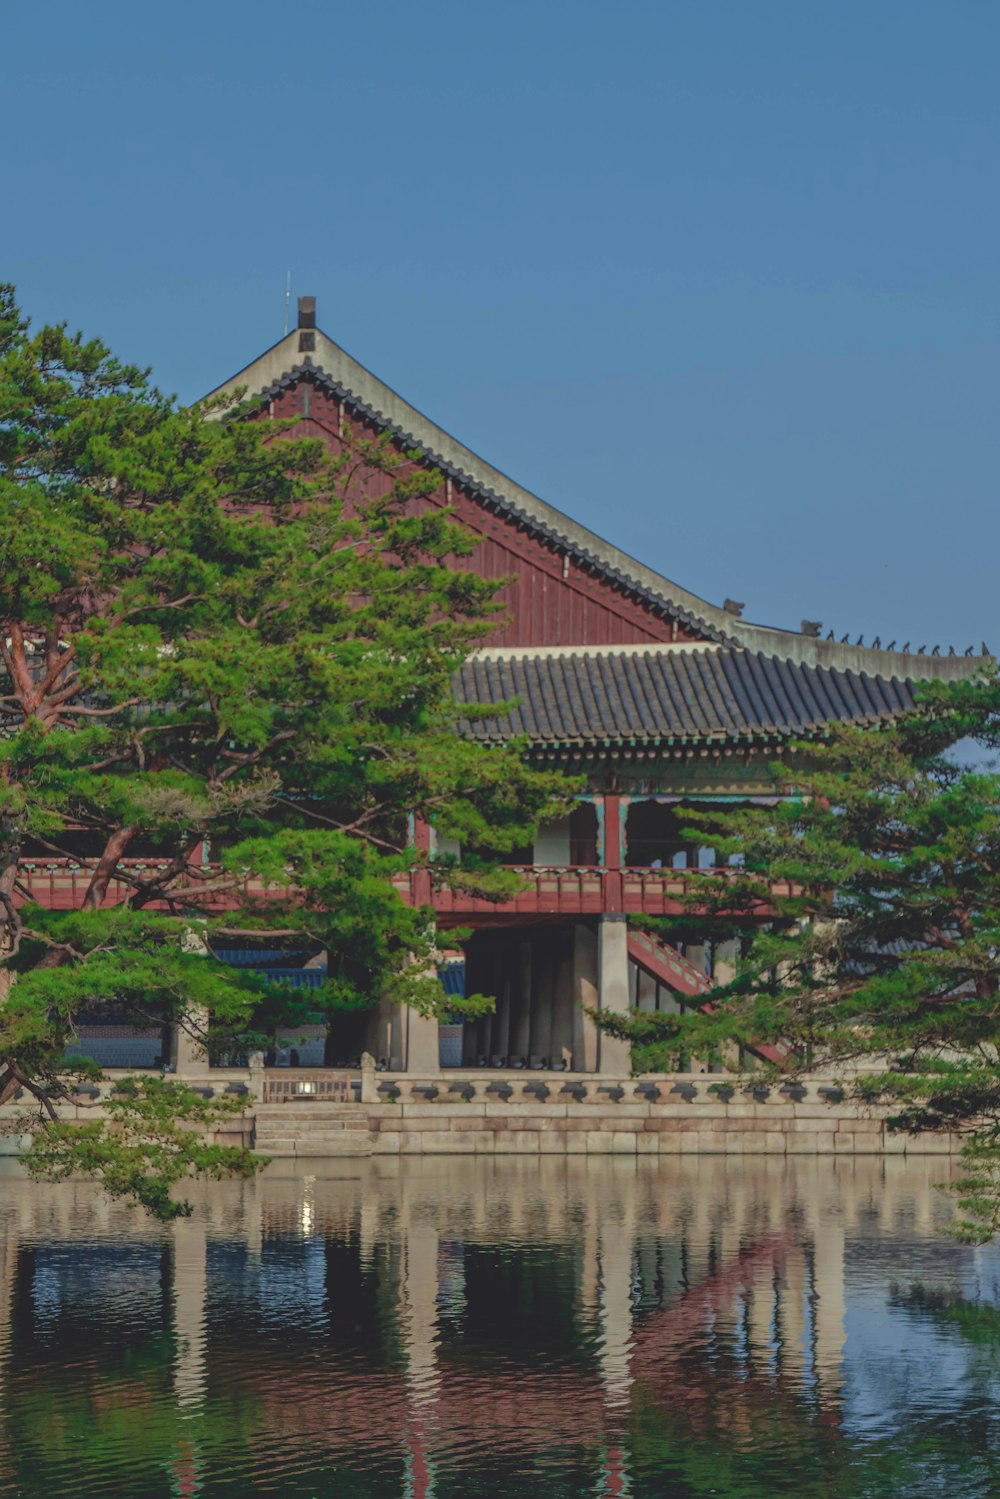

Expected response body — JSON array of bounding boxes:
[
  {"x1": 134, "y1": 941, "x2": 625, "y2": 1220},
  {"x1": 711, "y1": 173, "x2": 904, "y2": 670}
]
[{"x1": 6, "y1": 1, "x2": 997, "y2": 650}]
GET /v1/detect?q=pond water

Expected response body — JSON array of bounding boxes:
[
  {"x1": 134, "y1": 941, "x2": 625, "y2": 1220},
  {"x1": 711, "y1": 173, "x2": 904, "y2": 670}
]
[{"x1": 1, "y1": 1155, "x2": 999, "y2": 1498}]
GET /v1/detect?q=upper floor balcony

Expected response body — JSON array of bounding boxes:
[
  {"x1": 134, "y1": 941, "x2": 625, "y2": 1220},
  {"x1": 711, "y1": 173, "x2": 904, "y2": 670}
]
[{"x1": 13, "y1": 856, "x2": 790, "y2": 922}]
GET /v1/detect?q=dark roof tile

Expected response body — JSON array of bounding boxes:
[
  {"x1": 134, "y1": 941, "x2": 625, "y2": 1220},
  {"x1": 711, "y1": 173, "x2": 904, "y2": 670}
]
[{"x1": 454, "y1": 648, "x2": 920, "y2": 746}]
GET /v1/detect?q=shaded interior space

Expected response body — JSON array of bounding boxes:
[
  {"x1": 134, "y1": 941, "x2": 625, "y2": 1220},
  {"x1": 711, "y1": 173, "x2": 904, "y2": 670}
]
[
  {"x1": 568, "y1": 802, "x2": 598, "y2": 865},
  {"x1": 624, "y1": 798, "x2": 716, "y2": 869},
  {"x1": 459, "y1": 922, "x2": 598, "y2": 1071}
]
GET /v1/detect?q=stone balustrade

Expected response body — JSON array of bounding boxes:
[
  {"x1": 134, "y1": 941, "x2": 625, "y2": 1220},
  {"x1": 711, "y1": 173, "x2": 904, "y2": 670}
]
[{"x1": 370, "y1": 1071, "x2": 864, "y2": 1108}]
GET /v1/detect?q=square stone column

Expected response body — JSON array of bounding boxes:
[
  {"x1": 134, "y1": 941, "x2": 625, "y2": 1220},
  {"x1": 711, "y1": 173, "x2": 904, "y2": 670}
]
[
  {"x1": 571, "y1": 922, "x2": 600, "y2": 1072},
  {"x1": 169, "y1": 1007, "x2": 210, "y2": 1077},
  {"x1": 597, "y1": 914, "x2": 632, "y2": 1076},
  {"x1": 369, "y1": 997, "x2": 406, "y2": 1071},
  {"x1": 405, "y1": 1006, "x2": 440, "y2": 1075}
]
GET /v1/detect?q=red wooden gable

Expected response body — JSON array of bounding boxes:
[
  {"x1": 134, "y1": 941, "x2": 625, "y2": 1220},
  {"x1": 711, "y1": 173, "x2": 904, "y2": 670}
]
[{"x1": 259, "y1": 375, "x2": 707, "y2": 650}]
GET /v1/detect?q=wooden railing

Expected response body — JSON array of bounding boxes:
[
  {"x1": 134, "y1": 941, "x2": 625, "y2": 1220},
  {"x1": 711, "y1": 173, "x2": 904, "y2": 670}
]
[
  {"x1": 397, "y1": 865, "x2": 792, "y2": 920},
  {"x1": 262, "y1": 1070, "x2": 354, "y2": 1104},
  {"x1": 14, "y1": 857, "x2": 793, "y2": 921}
]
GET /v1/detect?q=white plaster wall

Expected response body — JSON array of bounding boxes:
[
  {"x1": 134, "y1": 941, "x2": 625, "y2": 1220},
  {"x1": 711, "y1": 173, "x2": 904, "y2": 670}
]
[{"x1": 533, "y1": 816, "x2": 571, "y2": 866}]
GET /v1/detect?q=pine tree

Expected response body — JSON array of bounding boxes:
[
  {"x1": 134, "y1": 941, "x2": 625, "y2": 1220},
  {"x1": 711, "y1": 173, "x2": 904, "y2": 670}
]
[
  {"x1": 0, "y1": 287, "x2": 570, "y2": 1215},
  {"x1": 602, "y1": 672, "x2": 1000, "y2": 1234}
]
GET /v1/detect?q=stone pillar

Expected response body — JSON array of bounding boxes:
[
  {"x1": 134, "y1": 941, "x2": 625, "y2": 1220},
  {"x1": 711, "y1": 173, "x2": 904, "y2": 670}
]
[
  {"x1": 551, "y1": 928, "x2": 576, "y2": 1069},
  {"x1": 712, "y1": 938, "x2": 740, "y2": 986},
  {"x1": 248, "y1": 1051, "x2": 265, "y2": 1102},
  {"x1": 406, "y1": 1007, "x2": 440, "y2": 1076},
  {"x1": 360, "y1": 1051, "x2": 378, "y2": 1103},
  {"x1": 598, "y1": 915, "x2": 631, "y2": 1077},
  {"x1": 510, "y1": 941, "x2": 532, "y2": 1065},
  {"x1": 492, "y1": 973, "x2": 512, "y2": 1064},
  {"x1": 171, "y1": 925, "x2": 211, "y2": 1078},
  {"x1": 170, "y1": 1006, "x2": 210, "y2": 1078},
  {"x1": 572, "y1": 923, "x2": 600, "y2": 1073},
  {"x1": 369, "y1": 996, "x2": 405, "y2": 1070},
  {"x1": 712, "y1": 938, "x2": 742, "y2": 1067},
  {"x1": 529, "y1": 937, "x2": 555, "y2": 1063}
]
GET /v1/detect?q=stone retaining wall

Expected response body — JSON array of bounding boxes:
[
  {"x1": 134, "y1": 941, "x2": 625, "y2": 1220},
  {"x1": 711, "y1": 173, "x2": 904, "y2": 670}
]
[
  {"x1": 252, "y1": 1092, "x2": 961, "y2": 1159},
  {"x1": 0, "y1": 1071, "x2": 963, "y2": 1160}
]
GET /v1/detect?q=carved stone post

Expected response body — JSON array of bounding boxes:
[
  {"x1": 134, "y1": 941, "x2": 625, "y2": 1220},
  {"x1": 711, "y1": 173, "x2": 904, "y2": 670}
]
[
  {"x1": 360, "y1": 1050, "x2": 378, "y2": 1103},
  {"x1": 248, "y1": 1051, "x2": 265, "y2": 1103}
]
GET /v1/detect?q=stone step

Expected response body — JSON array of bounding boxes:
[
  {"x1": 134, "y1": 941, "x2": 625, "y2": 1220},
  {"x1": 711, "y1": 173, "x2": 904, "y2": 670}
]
[
  {"x1": 259, "y1": 1134, "x2": 374, "y2": 1157},
  {"x1": 255, "y1": 1105, "x2": 359, "y2": 1120}
]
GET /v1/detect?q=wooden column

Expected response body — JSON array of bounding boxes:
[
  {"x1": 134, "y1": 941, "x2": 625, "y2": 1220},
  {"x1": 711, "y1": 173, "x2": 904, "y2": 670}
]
[
  {"x1": 600, "y1": 793, "x2": 625, "y2": 912},
  {"x1": 410, "y1": 813, "x2": 433, "y2": 905}
]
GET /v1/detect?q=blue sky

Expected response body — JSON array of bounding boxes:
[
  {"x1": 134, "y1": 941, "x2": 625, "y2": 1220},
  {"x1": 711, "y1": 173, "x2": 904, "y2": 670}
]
[{"x1": 6, "y1": 1, "x2": 997, "y2": 650}]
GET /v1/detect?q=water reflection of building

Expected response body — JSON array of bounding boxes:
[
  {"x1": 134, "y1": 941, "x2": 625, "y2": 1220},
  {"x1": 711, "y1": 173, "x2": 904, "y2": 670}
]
[{"x1": 0, "y1": 1159, "x2": 966, "y2": 1497}]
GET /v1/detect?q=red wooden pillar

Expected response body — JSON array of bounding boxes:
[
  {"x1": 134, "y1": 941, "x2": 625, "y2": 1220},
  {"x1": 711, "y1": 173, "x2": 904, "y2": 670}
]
[
  {"x1": 601, "y1": 793, "x2": 623, "y2": 913},
  {"x1": 410, "y1": 813, "x2": 433, "y2": 906}
]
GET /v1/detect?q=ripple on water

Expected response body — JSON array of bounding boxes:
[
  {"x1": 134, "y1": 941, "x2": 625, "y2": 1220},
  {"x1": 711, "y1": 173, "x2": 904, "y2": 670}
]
[{"x1": 2, "y1": 1156, "x2": 1000, "y2": 1498}]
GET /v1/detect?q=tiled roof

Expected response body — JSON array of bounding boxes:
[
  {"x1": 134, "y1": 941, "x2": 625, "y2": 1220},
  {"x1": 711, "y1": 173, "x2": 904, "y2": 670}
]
[{"x1": 455, "y1": 647, "x2": 918, "y2": 746}]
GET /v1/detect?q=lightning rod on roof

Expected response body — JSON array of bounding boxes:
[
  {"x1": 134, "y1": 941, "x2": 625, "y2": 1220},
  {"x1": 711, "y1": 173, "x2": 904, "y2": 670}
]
[{"x1": 283, "y1": 271, "x2": 291, "y2": 335}]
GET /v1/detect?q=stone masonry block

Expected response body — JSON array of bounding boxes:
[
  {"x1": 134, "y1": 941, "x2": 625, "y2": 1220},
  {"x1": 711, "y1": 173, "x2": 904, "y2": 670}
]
[
  {"x1": 401, "y1": 1103, "x2": 487, "y2": 1118},
  {"x1": 422, "y1": 1133, "x2": 495, "y2": 1153},
  {"x1": 493, "y1": 1132, "x2": 541, "y2": 1154},
  {"x1": 585, "y1": 1132, "x2": 614, "y2": 1153}
]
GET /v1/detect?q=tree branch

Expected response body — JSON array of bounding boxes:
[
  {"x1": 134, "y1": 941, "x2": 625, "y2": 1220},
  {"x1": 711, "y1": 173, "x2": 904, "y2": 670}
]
[{"x1": 82, "y1": 825, "x2": 138, "y2": 909}]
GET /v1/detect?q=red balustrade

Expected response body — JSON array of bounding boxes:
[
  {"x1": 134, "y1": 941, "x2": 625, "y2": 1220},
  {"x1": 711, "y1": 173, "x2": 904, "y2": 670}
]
[{"x1": 14, "y1": 858, "x2": 787, "y2": 922}]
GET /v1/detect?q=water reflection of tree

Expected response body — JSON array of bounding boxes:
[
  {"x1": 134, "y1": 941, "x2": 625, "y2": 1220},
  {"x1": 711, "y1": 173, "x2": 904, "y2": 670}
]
[{"x1": 619, "y1": 1285, "x2": 1000, "y2": 1499}]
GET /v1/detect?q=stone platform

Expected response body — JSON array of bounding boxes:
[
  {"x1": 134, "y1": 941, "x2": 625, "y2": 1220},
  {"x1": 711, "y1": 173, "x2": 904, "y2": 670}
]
[
  {"x1": 251, "y1": 1072, "x2": 961, "y2": 1159},
  {"x1": 0, "y1": 1070, "x2": 962, "y2": 1160}
]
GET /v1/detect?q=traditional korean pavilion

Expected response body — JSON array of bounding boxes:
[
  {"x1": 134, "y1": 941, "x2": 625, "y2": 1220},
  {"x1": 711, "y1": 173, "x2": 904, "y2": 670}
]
[{"x1": 199, "y1": 296, "x2": 983, "y2": 1075}]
